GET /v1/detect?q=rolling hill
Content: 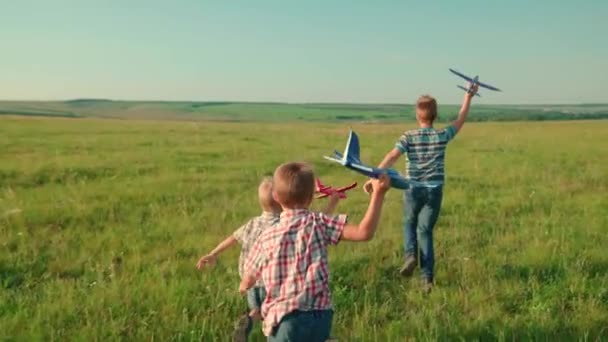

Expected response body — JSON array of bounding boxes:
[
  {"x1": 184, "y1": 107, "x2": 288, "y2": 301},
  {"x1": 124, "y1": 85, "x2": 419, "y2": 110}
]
[{"x1": 1, "y1": 100, "x2": 607, "y2": 122}]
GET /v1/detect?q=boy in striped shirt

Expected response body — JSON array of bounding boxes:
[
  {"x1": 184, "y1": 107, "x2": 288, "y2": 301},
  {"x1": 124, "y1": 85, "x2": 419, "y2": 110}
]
[{"x1": 364, "y1": 83, "x2": 479, "y2": 292}]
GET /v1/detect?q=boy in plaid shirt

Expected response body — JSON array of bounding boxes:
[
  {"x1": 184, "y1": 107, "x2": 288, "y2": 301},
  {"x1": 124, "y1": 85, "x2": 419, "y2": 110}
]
[
  {"x1": 196, "y1": 177, "x2": 282, "y2": 341},
  {"x1": 240, "y1": 162, "x2": 391, "y2": 341}
]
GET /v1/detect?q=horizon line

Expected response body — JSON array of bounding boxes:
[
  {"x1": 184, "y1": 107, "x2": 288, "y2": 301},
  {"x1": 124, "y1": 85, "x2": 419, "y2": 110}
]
[{"x1": 1, "y1": 98, "x2": 607, "y2": 107}]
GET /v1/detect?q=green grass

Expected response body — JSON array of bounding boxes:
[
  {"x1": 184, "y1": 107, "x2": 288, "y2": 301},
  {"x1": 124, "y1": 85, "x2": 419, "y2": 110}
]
[{"x1": 1, "y1": 116, "x2": 607, "y2": 341}]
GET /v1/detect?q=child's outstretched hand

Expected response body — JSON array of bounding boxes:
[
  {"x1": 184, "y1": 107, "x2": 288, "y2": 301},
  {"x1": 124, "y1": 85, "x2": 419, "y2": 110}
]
[
  {"x1": 371, "y1": 173, "x2": 391, "y2": 195},
  {"x1": 363, "y1": 179, "x2": 373, "y2": 194},
  {"x1": 364, "y1": 174, "x2": 391, "y2": 195},
  {"x1": 196, "y1": 254, "x2": 217, "y2": 270},
  {"x1": 467, "y1": 82, "x2": 479, "y2": 96}
]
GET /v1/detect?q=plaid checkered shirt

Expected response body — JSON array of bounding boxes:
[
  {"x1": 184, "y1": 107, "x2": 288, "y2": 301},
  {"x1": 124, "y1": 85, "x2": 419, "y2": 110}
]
[
  {"x1": 244, "y1": 209, "x2": 347, "y2": 336},
  {"x1": 233, "y1": 211, "x2": 280, "y2": 287}
]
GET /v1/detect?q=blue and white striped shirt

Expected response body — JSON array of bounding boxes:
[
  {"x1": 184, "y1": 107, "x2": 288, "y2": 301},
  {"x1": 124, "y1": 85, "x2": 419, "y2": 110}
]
[{"x1": 395, "y1": 125, "x2": 457, "y2": 187}]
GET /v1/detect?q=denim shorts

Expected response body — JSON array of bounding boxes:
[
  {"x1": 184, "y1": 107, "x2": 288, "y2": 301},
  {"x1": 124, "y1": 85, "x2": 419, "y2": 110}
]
[{"x1": 269, "y1": 309, "x2": 333, "y2": 342}]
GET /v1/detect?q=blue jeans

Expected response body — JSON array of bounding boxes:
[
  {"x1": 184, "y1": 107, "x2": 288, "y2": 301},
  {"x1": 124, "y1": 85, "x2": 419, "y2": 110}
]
[
  {"x1": 403, "y1": 186, "x2": 444, "y2": 281},
  {"x1": 268, "y1": 310, "x2": 333, "y2": 342}
]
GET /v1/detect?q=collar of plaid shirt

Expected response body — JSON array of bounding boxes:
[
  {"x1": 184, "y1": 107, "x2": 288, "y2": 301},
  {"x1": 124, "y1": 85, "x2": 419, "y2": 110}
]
[
  {"x1": 261, "y1": 210, "x2": 280, "y2": 218},
  {"x1": 279, "y1": 208, "x2": 310, "y2": 220}
]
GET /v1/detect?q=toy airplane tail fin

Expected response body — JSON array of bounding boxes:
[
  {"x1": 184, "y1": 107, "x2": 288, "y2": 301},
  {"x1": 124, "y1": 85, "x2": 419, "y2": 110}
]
[
  {"x1": 457, "y1": 85, "x2": 481, "y2": 97},
  {"x1": 344, "y1": 130, "x2": 362, "y2": 164},
  {"x1": 315, "y1": 178, "x2": 324, "y2": 191},
  {"x1": 323, "y1": 129, "x2": 362, "y2": 165}
]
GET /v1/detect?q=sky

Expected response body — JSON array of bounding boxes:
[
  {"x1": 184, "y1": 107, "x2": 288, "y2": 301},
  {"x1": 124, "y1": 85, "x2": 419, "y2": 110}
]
[{"x1": 1, "y1": 1, "x2": 607, "y2": 104}]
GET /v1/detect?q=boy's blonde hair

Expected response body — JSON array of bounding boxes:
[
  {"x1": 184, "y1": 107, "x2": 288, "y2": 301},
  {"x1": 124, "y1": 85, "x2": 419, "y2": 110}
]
[
  {"x1": 258, "y1": 177, "x2": 281, "y2": 212},
  {"x1": 273, "y1": 162, "x2": 315, "y2": 209},
  {"x1": 416, "y1": 95, "x2": 438, "y2": 124}
]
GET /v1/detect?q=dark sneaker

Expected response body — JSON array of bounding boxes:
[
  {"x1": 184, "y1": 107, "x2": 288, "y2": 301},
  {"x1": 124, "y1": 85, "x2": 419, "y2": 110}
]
[
  {"x1": 232, "y1": 314, "x2": 252, "y2": 342},
  {"x1": 422, "y1": 278, "x2": 434, "y2": 295},
  {"x1": 399, "y1": 255, "x2": 417, "y2": 277}
]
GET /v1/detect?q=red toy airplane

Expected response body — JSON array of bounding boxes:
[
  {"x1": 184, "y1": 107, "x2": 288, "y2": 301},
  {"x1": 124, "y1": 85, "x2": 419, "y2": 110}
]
[{"x1": 315, "y1": 178, "x2": 357, "y2": 199}]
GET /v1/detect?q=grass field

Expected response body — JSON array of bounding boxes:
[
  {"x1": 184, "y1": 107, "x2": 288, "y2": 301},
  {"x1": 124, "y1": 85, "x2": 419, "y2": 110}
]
[{"x1": 1, "y1": 116, "x2": 607, "y2": 341}]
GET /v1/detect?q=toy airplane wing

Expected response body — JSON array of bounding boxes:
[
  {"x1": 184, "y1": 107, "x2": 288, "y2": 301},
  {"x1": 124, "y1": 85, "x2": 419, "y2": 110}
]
[
  {"x1": 477, "y1": 80, "x2": 501, "y2": 92},
  {"x1": 335, "y1": 182, "x2": 357, "y2": 192},
  {"x1": 449, "y1": 68, "x2": 474, "y2": 82}
]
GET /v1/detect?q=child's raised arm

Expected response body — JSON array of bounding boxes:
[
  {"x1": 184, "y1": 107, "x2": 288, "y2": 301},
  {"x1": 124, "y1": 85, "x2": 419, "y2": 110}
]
[
  {"x1": 196, "y1": 236, "x2": 238, "y2": 270},
  {"x1": 378, "y1": 147, "x2": 403, "y2": 169},
  {"x1": 378, "y1": 148, "x2": 402, "y2": 169},
  {"x1": 342, "y1": 174, "x2": 391, "y2": 241},
  {"x1": 453, "y1": 83, "x2": 479, "y2": 133}
]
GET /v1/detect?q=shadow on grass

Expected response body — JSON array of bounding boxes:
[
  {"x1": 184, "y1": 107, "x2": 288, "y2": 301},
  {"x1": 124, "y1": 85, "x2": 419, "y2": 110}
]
[
  {"x1": 495, "y1": 263, "x2": 566, "y2": 283},
  {"x1": 580, "y1": 260, "x2": 608, "y2": 279},
  {"x1": 496, "y1": 260, "x2": 608, "y2": 283},
  {"x1": 441, "y1": 320, "x2": 607, "y2": 341},
  {"x1": 0, "y1": 264, "x2": 24, "y2": 289}
]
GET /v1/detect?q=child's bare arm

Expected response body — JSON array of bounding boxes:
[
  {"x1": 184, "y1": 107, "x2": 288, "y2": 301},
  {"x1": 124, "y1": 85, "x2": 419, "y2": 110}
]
[
  {"x1": 321, "y1": 192, "x2": 340, "y2": 215},
  {"x1": 196, "y1": 236, "x2": 238, "y2": 269},
  {"x1": 453, "y1": 83, "x2": 479, "y2": 133},
  {"x1": 239, "y1": 238, "x2": 265, "y2": 294},
  {"x1": 342, "y1": 175, "x2": 390, "y2": 241},
  {"x1": 378, "y1": 148, "x2": 402, "y2": 168}
]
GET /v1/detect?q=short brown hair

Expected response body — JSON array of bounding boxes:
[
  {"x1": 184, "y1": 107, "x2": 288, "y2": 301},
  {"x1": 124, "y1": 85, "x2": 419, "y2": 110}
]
[
  {"x1": 416, "y1": 95, "x2": 438, "y2": 123},
  {"x1": 273, "y1": 162, "x2": 315, "y2": 209},
  {"x1": 258, "y1": 176, "x2": 281, "y2": 212}
]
